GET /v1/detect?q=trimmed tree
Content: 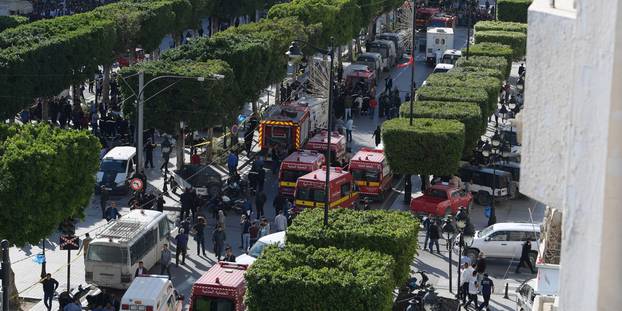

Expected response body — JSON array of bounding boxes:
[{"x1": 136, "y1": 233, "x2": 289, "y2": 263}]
[
  {"x1": 287, "y1": 208, "x2": 419, "y2": 285},
  {"x1": 462, "y1": 42, "x2": 513, "y2": 75},
  {"x1": 245, "y1": 244, "x2": 396, "y2": 311},
  {"x1": 422, "y1": 73, "x2": 501, "y2": 118},
  {"x1": 474, "y1": 20, "x2": 527, "y2": 34},
  {"x1": 0, "y1": 15, "x2": 29, "y2": 32},
  {"x1": 450, "y1": 66, "x2": 506, "y2": 82},
  {"x1": 416, "y1": 85, "x2": 490, "y2": 124},
  {"x1": 474, "y1": 30, "x2": 527, "y2": 60},
  {"x1": 454, "y1": 55, "x2": 510, "y2": 79},
  {"x1": 400, "y1": 101, "x2": 482, "y2": 157},
  {"x1": 497, "y1": 0, "x2": 532, "y2": 23},
  {"x1": 382, "y1": 118, "x2": 465, "y2": 176}
]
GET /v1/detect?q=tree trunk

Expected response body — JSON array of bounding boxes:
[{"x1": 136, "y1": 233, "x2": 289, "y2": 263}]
[
  {"x1": 72, "y1": 82, "x2": 81, "y2": 108},
  {"x1": 41, "y1": 98, "x2": 49, "y2": 122},
  {"x1": 348, "y1": 40, "x2": 354, "y2": 62},
  {"x1": 176, "y1": 123, "x2": 185, "y2": 170},
  {"x1": 1, "y1": 248, "x2": 20, "y2": 310},
  {"x1": 403, "y1": 174, "x2": 412, "y2": 204},
  {"x1": 252, "y1": 101, "x2": 257, "y2": 113},
  {"x1": 102, "y1": 63, "x2": 111, "y2": 106},
  {"x1": 207, "y1": 127, "x2": 214, "y2": 161}
]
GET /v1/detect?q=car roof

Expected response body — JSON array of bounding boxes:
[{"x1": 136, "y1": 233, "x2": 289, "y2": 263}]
[
  {"x1": 443, "y1": 49, "x2": 462, "y2": 56},
  {"x1": 427, "y1": 27, "x2": 454, "y2": 34},
  {"x1": 434, "y1": 63, "x2": 454, "y2": 70},
  {"x1": 122, "y1": 276, "x2": 171, "y2": 303},
  {"x1": 299, "y1": 167, "x2": 349, "y2": 183},
  {"x1": 194, "y1": 262, "x2": 247, "y2": 288},
  {"x1": 103, "y1": 146, "x2": 136, "y2": 160},
  {"x1": 283, "y1": 150, "x2": 324, "y2": 165},
  {"x1": 351, "y1": 148, "x2": 385, "y2": 163},
  {"x1": 491, "y1": 222, "x2": 541, "y2": 232},
  {"x1": 257, "y1": 231, "x2": 286, "y2": 244}
]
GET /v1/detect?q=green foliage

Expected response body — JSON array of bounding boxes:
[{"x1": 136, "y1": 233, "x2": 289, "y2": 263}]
[
  {"x1": 463, "y1": 42, "x2": 513, "y2": 74},
  {"x1": 455, "y1": 55, "x2": 510, "y2": 78},
  {"x1": 163, "y1": 17, "x2": 305, "y2": 102},
  {"x1": 423, "y1": 72, "x2": 501, "y2": 118},
  {"x1": 245, "y1": 244, "x2": 395, "y2": 311},
  {"x1": 417, "y1": 85, "x2": 490, "y2": 123},
  {"x1": 0, "y1": 13, "x2": 116, "y2": 120},
  {"x1": 268, "y1": 0, "x2": 363, "y2": 47},
  {"x1": 382, "y1": 118, "x2": 464, "y2": 176},
  {"x1": 400, "y1": 101, "x2": 482, "y2": 156},
  {"x1": 0, "y1": 15, "x2": 29, "y2": 32},
  {"x1": 0, "y1": 124, "x2": 100, "y2": 246},
  {"x1": 497, "y1": 0, "x2": 532, "y2": 23},
  {"x1": 474, "y1": 20, "x2": 527, "y2": 34},
  {"x1": 450, "y1": 66, "x2": 505, "y2": 82},
  {"x1": 474, "y1": 30, "x2": 526, "y2": 59},
  {"x1": 287, "y1": 208, "x2": 419, "y2": 285},
  {"x1": 119, "y1": 59, "x2": 240, "y2": 132}
]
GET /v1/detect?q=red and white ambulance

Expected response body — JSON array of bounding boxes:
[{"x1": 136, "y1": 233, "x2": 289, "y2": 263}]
[
  {"x1": 303, "y1": 130, "x2": 348, "y2": 166},
  {"x1": 189, "y1": 262, "x2": 248, "y2": 311},
  {"x1": 279, "y1": 150, "x2": 326, "y2": 197},
  {"x1": 349, "y1": 148, "x2": 393, "y2": 199},
  {"x1": 293, "y1": 167, "x2": 359, "y2": 212}
]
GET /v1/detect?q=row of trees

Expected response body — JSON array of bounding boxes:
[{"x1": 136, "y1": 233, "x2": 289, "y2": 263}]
[
  {"x1": 384, "y1": 18, "x2": 527, "y2": 177},
  {"x1": 245, "y1": 209, "x2": 419, "y2": 311}
]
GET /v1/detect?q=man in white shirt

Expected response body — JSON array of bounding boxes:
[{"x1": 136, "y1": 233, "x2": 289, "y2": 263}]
[
  {"x1": 345, "y1": 118, "x2": 354, "y2": 143},
  {"x1": 460, "y1": 263, "x2": 474, "y2": 304},
  {"x1": 464, "y1": 270, "x2": 479, "y2": 309},
  {"x1": 274, "y1": 210, "x2": 288, "y2": 232}
]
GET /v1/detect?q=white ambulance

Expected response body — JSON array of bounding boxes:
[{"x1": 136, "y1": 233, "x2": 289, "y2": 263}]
[{"x1": 121, "y1": 275, "x2": 184, "y2": 311}]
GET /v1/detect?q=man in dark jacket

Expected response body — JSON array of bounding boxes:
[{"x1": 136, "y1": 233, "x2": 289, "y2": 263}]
[
  {"x1": 427, "y1": 220, "x2": 441, "y2": 254},
  {"x1": 212, "y1": 225, "x2": 227, "y2": 261},
  {"x1": 255, "y1": 192, "x2": 267, "y2": 220},
  {"x1": 41, "y1": 273, "x2": 59, "y2": 311},
  {"x1": 516, "y1": 239, "x2": 536, "y2": 273},
  {"x1": 175, "y1": 229, "x2": 189, "y2": 266},
  {"x1": 179, "y1": 188, "x2": 193, "y2": 221}
]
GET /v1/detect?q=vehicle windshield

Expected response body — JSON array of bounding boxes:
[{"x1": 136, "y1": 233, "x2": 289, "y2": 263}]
[
  {"x1": 295, "y1": 187, "x2": 326, "y2": 202},
  {"x1": 193, "y1": 296, "x2": 235, "y2": 311},
  {"x1": 426, "y1": 189, "x2": 447, "y2": 199},
  {"x1": 281, "y1": 169, "x2": 310, "y2": 182},
  {"x1": 351, "y1": 169, "x2": 380, "y2": 182},
  {"x1": 100, "y1": 159, "x2": 127, "y2": 173},
  {"x1": 477, "y1": 226, "x2": 495, "y2": 238},
  {"x1": 248, "y1": 241, "x2": 268, "y2": 258},
  {"x1": 87, "y1": 245, "x2": 128, "y2": 264}
]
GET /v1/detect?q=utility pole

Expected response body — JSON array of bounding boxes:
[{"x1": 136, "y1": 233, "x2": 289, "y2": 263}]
[
  {"x1": 1, "y1": 240, "x2": 10, "y2": 311},
  {"x1": 409, "y1": 0, "x2": 416, "y2": 125},
  {"x1": 137, "y1": 71, "x2": 145, "y2": 173}
]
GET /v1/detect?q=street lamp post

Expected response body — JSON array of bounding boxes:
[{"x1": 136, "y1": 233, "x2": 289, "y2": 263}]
[
  {"x1": 161, "y1": 137, "x2": 172, "y2": 193},
  {"x1": 287, "y1": 37, "x2": 336, "y2": 227},
  {"x1": 409, "y1": 0, "x2": 416, "y2": 126},
  {"x1": 482, "y1": 132, "x2": 502, "y2": 226},
  {"x1": 454, "y1": 208, "x2": 475, "y2": 297},
  {"x1": 40, "y1": 239, "x2": 46, "y2": 278},
  {"x1": 441, "y1": 218, "x2": 455, "y2": 293},
  {"x1": 465, "y1": 0, "x2": 474, "y2": 60}
]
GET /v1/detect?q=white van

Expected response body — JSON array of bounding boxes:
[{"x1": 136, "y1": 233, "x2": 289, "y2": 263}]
[
  {"x1": 236, "y1": 231, "x2": 286, "y2": 265},
  {"x1": 96, "y1": 146, "x2": 137, "y2": 194},
  {"x1": 432, "y1": 63, "x2": 454, "y2": 73},
  {"x1": 121, "y1": 275, "x2": 183, "y2": 311},
  {"x1": 86, "y1": 210, "x2": 171, "y2": 289}
]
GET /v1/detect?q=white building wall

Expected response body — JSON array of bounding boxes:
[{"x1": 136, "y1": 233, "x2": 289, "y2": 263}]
[{"x1": 524, "y1": 0, "x2": 622, "y2": 310}]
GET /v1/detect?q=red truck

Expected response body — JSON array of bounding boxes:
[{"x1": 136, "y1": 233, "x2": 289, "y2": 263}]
[
  {"x1": 410, "y1": 184, "x2": 472, "y2": 217},
  {"x1": 189, "y1": 262, "x2": 248, "y2": 311}
]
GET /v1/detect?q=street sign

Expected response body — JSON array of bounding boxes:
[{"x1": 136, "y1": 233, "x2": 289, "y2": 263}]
[
  {"x1": 59, "y1": 235, "x2": 80, "y2": 251},
  {"x1": 130, "y1": 178, "x2": 144, "y2": 192},
  {"x1": 33, "y1": 253, "x2": 45, "y2": 265}
]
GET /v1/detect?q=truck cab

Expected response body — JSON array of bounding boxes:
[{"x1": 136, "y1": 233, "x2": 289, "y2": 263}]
[
  {"x1": 410, "y1": 184, "x2": 473, "y2": 217},
  {"x1": 429, "y1": 14, "x2": 458, "y2": 28},
  {"x1": 376, "y1": 32, "x2": 405, "y2": 59},
  {"x1": 365, "y1": 40, "x2": 397, "y2": 70},
  {"x1": 349, "y1": 148, "x2": 392, "y2": 200},
  {"x1": 293, "y1": 167, "x2": 359, "y2": 212},
  {"x1": 279, "y1": 150, "x2": 326, "y2": 197},
  {"x1": 426, "y1": 27, "x2": 454, "y2": 66},
  {"x1": 121, "y1": 275, "x2": 183, "y2": 311},
  {"x1": 441, "y1": 49, "x2": 462, "y2": 65},
  {"x1": 355, "y1": 52, "x2": 383, "y2": 73},
  {"x1": 189, "y1": 262, "x2": 248, "y2": 311},
  {"x1": 416, "y1": 7, "x2": 441, "y2": 29},
  {"x1": 303, "y1": 131, "x2": 347, "y2": 167}
]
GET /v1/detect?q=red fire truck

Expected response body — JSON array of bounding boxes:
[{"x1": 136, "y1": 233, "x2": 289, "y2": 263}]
[
  {"x1": 429, "y1": 14, "x2": 458, "y2": 28},
  {"x1": 416, "y1": 7, "x2": 441, "y2": 29},
  {"x1": 258, "y1": 97, "x2": 327, "y2": 155},
  {"x1": 189, "y1": 262, "x2": 247, "y2": 311},
  {"x1": 349, "y1": 148, "x2": 393, "y2": 199},
  {"x1": 303, "y1": 131, "x2": 348, "y2": 166},
  {"x1": 293, "y1": 167, "x2": 359, "y2": 212},
  {"x1": 279, "y1": 150, "x2": 326, "y2": 197}
]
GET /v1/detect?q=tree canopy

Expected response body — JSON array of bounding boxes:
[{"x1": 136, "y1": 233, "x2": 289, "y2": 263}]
[{"x1": 0, "y1": 124, "x2": 100, "y2": 246}]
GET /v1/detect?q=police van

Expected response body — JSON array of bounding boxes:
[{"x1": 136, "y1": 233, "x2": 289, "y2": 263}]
[
  {"x1": 121, "y1": 275, "x2": 183, "y2": 311},
  {"x1": 96, "y1": 146, "x2": 137, "y2": 194}
]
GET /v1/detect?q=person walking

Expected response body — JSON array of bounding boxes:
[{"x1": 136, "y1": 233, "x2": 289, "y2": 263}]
[
  {"x1": 345, "y1": 118, "x2": 353, "y2": 143},
  {"x1": 217, "y1": 209, "x2": 226, "y2": 229},
  {"x1": 273, "y1": 193, "x2": 286, "y2": 214},
  {"x1": 249, "y1": 220, "x2": 259, "y2": 246},
  {"x1": 259, "y1": 217, "x2": 270, "y2": 237},
  {"x1": 464, "y1": 270, "x2": 479, "y2": 309},
  {"x1": 99, "y1": 186, "x2": 109, "y2": 218},
  {"x1": 422, "y1": 214, "x2": 432, "y2": 250},
  {"x1": 212, "y1": 224, "x2": 227, "y2": 261},
  {"x1": 344, "y1": 97, "x2": 352, "y2": 119},
  {"x1": 274, "y1": 209, "x2": 288, "y2": 232},
  {"x1": 227, "y1": 151, "x2": 238, "y2": 177},
  {"x1": 460, "y1": 262, "x2": 473, "y2": 304},
  {"x1": 144, "y1": 140, "x2": 155, "y2": 168},
  {"x1": 41, "y1": 273, "x2": 59, "y2": 311},
  {"x1": 193, "y1": 217, "x2": 207, "y2": 256},
  {"x1": 241, "y1": 215, "x2": 251, "y2": 252},
  {"x1": 175, "y1": 229, "x2": 189, "y2": 266},
  {"x1": 78, "y1": 233, "x2": 92, "y2": 259},
  {"x1": 179, "y1": 188, "x2": 192, "y2": 221},
  {"x1": 369, "y1": 96, "x2": 378, "y2": 119},
  {"x1": 475, "y1": 252, "x2": 487, "y2": 283},
  {"x1": 255, "y1": 192, "x2": 267, "y2": 219},
  {"x1": 477, "y1": 274, "x2": 494, "y2": 310},
  {"x1": 160, "y1": 136, "x2": 172, "y2": 171},
  {"x1": 160, "y1": 244, "x2": 172, "y2": 278},
  {"x1": 515, "y1": 239, "x2": 536, "y2": 273},
  {"x1": 372, "y1": 125, "x2": 381, "y2": 147},
  {"x1": 427, "y1": 220, "x2": 441, "y2": 254}
]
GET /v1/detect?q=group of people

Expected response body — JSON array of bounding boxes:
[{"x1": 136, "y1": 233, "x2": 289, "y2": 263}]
[{"x1": 460, "y1": 256, "x2": 494, "y2": 311}]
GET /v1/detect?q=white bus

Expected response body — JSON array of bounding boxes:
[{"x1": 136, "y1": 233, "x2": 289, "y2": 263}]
[{"x1": 85, "y1": 210, "x2": 171, "y2": 289}]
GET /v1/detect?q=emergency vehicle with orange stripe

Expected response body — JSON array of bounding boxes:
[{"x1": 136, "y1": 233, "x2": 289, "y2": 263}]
[
  {"x1": 258, "y1": 96, "x2": 327, "y2": 156},
  {"x1": 278, "y1": 150, "x2": 325, "y2": 197},
  {"x1": 349, "y1": 148, "x2": 393, "y2": 199},
  {"x1": 293, "y1": 167, "x2": 359, "y2": 212},
  {"x1": 303, "y1": 130, "x2": 348, "y2": 166}
]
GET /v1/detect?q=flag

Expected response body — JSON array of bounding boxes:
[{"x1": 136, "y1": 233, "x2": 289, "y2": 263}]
[{"x1": 397, "y1": 55, "x2": 414, "y2": 68}]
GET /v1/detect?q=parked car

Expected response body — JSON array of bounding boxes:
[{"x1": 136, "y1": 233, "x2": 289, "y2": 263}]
[
  {"x1": 235, "y1": 231, "x2": 286, "y2": 265},
  {"x1": 516, "y1": 278, "x2": 557, "y2": 311},
  {"x1": 456, "y1": 222, "x2": 540, "y2": 265},
  {"x1": 410, "y1": 184, "x2": 473, "y2": 217}
]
